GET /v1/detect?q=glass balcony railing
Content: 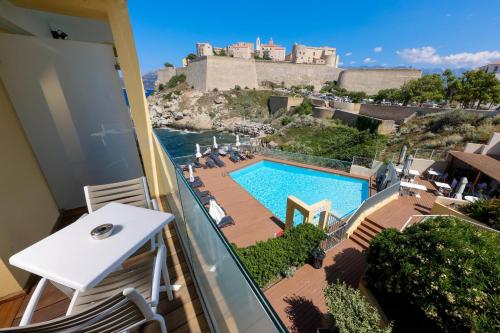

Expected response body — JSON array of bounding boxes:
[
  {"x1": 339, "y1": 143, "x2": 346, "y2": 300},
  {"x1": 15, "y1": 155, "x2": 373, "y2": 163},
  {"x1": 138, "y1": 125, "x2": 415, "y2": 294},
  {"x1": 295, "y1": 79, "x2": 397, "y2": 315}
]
[{"x1": 154, "y1": 133, "x2": 287, "y2": 333}]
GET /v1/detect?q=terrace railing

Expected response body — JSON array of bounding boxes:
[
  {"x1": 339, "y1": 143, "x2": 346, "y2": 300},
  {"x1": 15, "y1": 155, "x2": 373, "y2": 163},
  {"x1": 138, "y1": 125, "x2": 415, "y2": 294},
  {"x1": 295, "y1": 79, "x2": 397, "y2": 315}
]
[
  {"x1": 153, "y1": 133, "x2": 287, "y2": 333},
  {"x1": 382, "y1": 148, "x2": 450, "y2": 163},
  {"x1": 257, "y1": 147, "x2": 353, "y2": 173},
  {"x1": 320, "y1": 212, "x2": 349, "y2": 251},
  {"x1": 344, "y1": 180, "x2": 401, "y2": 236}
]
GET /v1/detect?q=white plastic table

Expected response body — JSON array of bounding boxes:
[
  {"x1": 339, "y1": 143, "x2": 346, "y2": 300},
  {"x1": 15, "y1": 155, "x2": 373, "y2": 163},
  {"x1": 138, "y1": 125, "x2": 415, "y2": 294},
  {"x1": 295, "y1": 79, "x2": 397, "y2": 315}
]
[
  {"x1": 400, "y1": 181, "x2": 427, "y2": 191},
  {"x1": 395, "y1": 167, "x2": 421, "y2": 176},
  {"x1": 10, "y1": 202, "x2": 174, "y2": 292},
  {"x1": 464, "y1": 195, "x2": 479, "y2": 203},
  {"x1": 426, "y1": 170, "x2": 442, "y2": 179},
  {"x1": 433, "y1": 181, "x2": 451, "y2": 190}
]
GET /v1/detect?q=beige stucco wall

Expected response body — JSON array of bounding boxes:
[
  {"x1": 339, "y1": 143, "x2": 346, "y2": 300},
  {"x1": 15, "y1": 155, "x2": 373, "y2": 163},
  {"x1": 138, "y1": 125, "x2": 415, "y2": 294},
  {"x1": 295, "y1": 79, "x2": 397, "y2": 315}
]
[
  {"x1": 338, "y1": 69, "x2": 422, "y2": 95},
  {"x1": 0, "y1": 79, "x2": 60, "y2": 297}
]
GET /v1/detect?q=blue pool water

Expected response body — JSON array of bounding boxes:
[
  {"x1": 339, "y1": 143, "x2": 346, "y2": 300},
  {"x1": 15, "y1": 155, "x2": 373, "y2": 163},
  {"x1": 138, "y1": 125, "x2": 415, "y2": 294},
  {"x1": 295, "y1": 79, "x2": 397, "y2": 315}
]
[{"x1": 230, "y1": 160, "x2": 369, "y2": 223}]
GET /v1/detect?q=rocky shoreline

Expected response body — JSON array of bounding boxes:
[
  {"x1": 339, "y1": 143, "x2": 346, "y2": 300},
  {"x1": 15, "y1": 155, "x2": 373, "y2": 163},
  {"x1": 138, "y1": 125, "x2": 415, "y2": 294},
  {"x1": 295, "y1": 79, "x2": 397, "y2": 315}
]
[{"x1": 148, "y1": 85, "x2": 277, "y2": 137}]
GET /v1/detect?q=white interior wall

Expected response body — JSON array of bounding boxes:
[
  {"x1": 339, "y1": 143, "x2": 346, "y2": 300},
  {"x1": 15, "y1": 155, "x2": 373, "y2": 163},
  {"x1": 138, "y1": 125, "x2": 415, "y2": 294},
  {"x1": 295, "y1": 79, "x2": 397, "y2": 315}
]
[
  {"x1": 0, "y1": 2, "x2": 113, "y2": 43},
  {"x1": 0, "y1": 33, "x2": 143, "y2": 209}
]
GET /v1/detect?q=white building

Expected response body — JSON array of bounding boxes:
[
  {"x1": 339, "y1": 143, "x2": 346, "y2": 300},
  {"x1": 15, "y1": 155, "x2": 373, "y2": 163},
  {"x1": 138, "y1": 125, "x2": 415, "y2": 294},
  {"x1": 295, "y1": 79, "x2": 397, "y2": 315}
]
[
  {"x1": 291, "y1": 43, "x2": 339, "y2": 67},
  {"x1": 258, "y1": 38, "x2": 285, "y2": 62},
  {"x1": 227, "y1": 42, "x2": 254, "y2": 59},
  {"x1": 196, "y1": 42, "x2": 213, "y2": 57}
]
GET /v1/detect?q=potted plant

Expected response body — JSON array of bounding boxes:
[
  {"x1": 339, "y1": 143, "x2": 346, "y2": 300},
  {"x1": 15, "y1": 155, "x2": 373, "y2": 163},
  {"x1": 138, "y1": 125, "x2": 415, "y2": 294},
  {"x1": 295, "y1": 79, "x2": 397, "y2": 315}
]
[{"x1": 310, "y1": 247, "x2": 326, "y2": 269}]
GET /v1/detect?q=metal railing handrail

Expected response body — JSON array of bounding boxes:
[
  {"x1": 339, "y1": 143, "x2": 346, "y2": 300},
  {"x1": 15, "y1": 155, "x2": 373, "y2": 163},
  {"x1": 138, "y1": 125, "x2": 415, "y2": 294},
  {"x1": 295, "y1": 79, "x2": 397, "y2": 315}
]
[
  {"x1": 344, "y1": 180, "x2": 401, "y2": 234},
  {"x1": 401, "y1": 214, "x2": 500, "y2": 233}
]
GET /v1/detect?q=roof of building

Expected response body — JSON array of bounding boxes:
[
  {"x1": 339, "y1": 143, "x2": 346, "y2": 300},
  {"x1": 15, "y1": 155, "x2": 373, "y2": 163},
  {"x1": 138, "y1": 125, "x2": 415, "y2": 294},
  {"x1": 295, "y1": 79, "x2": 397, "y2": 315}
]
[{"x1": 450, "y1": 151, "x2": 500, "y2": 181}]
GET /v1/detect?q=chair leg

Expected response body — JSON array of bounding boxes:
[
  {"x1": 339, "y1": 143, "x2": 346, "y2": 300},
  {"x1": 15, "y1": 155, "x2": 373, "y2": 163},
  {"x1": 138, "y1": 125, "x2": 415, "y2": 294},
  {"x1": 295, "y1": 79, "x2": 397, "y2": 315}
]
[
  {"x1": 154, "y1": 314, "x2": 168, "y2": 333},
  {"x1": 162, "y1": 260, "x2": 174, "y2": 301}
]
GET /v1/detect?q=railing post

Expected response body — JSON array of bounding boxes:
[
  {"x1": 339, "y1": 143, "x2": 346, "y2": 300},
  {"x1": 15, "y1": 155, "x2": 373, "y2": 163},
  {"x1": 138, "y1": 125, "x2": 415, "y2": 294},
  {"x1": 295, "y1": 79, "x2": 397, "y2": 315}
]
[{"x1": 429, "y1": 150, "x2": 434, "y2": 160}]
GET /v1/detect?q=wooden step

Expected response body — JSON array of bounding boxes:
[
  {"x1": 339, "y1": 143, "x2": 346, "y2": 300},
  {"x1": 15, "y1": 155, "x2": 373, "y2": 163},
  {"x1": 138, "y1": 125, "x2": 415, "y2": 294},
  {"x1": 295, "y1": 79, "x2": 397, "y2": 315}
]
[
  {"x1": 363, "y1": 218, "x2": 385, "y2": 233},
  {"x1": 352, "y1": 229, "x2": 372, "y2": 244},
  {"x1": 357, "y1": 224, "x2": 379, "y2": 240},
  {"x1": 350, "y1": 234, "x2": 370, "y2": 250}
]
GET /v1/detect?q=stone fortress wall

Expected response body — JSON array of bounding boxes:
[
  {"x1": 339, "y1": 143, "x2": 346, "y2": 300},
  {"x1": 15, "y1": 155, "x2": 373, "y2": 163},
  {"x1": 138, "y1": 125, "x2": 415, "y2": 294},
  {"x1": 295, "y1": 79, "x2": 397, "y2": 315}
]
[
  {"x1": 255, "y1": 60, "x2": 342, "y2": 90},
  {"x1": 337, "y1": 68, "x2": 422, "y2": 95},
  {"x1": 157, "y1": 56, "x2": 422, "y2": 94}
]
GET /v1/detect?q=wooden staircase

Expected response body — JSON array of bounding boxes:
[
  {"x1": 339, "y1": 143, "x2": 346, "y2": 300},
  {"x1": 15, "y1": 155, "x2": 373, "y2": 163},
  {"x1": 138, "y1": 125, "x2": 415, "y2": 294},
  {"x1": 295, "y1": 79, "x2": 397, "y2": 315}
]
[{"x1": 349, "y1": 218, "x2": 385, "y2": 250}]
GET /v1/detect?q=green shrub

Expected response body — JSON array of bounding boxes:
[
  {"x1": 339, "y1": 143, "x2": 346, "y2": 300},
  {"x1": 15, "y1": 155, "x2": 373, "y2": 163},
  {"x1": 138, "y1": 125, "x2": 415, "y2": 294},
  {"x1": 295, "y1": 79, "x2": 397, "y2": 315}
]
[
  {"x1": 166, "y1": 74, "x2": 186, "y2": 89},
  {"x1": 234, "y1": 85, "x2": 241, "y2": 91},
  {"x1": 281, "y1": 116, "x2": 293, "y2": 126},
  {"x1": 235, "y1": 223, "x2": 326, "y2": 288},
  {"x1": 324, "y1": 281, "x2": 391, "y2": 333},
  {"x1": 429, "y1": 110, "x2": 476, "y2": 133},
  {"x1": 163, "y1": 62, "x2": 174, "y2": 68},
  {"x1": 460, "y1": 198, "x2": 500, "y2": 230},
  {"x1": 366, "y1": 216, "x2": 500, "y2": 332},
  {"x1": 292, "y1": 99, "x2": 313, "y2": 115},
  {"x1": 157, "y1": 83, "x2": 165, "y2": 91}
]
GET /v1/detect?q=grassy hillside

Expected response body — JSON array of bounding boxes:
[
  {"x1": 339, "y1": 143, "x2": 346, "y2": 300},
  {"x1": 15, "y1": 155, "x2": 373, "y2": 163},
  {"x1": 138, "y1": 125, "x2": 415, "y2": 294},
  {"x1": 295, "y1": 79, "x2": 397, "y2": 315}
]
[
  {"x1": 384, "y1": 110, "x2": 500, "y2": 157},
  {"x1": 265, "y1": 124, "x2": 388, "y2": 161},
  {"x1": 225, "y1": 89, "x2": 277, "y2": 120}
]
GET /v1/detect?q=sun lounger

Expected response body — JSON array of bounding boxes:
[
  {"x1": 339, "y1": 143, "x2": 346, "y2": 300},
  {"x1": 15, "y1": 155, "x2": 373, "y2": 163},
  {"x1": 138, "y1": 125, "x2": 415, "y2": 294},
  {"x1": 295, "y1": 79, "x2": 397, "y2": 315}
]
[
  {"x1": 205, "y1": 158, "x2": 216, "y2": 168},
  {"x1": 192, "y1": 160, "x2": 204, "y2": 168},
  {"x1": 237, "y1": 152, "x2": 246, "y2": 160},
  {"x1": 189, "y1": 179, "x2": 204, "y2": 188},
  {"x1": 210, "y1": 153, "x2": 225, "y2": 167},
  {"x1": 229, "y1": 151, "x2": 239, "y2": 163},
  {"x1": 194, "y1": 188, "x2": 211, "y2": 197},
  {"x1": 218, "y1": 216, "x2": 235, "y2": 228},
  {"x1": 244, "y1": 151, "x2": 254, "y2": 159},
  {"x1": 199, "y1": 195, "x2": 216, "y2": 206}
]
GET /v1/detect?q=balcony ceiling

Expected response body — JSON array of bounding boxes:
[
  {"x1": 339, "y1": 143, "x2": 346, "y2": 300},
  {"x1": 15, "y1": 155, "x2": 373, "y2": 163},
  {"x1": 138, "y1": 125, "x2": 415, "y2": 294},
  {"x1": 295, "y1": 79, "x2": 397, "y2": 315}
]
[{"x1": 9, "y1": 0, "x2": 108, "y2": 21}]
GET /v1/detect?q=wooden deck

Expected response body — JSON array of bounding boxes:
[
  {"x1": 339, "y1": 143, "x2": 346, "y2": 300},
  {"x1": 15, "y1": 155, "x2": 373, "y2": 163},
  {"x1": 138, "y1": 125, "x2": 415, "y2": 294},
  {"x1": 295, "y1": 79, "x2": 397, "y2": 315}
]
[
  {"x1": 0, "y1": 208, "x2": 209, "y2": 333},
  {"x1": 189, "y1": 155, "x2": 371, "y2": 248},
  {"x1": 264, "y1": 176, "x2": 438, "y2": 332}
]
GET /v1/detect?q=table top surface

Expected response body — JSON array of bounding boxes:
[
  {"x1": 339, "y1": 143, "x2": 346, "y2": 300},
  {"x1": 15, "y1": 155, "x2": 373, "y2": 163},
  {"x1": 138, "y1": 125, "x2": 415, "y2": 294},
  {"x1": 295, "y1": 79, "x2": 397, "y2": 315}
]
[
  {"x1": 10, "y1": 203, "x2": 174, "y2": 292},
  {"x1": 400, "y1": 181, "x2": 427, "y2": 190},
  {"x1": 434, "y1": 181, "x2": 452, "y2": 189}
]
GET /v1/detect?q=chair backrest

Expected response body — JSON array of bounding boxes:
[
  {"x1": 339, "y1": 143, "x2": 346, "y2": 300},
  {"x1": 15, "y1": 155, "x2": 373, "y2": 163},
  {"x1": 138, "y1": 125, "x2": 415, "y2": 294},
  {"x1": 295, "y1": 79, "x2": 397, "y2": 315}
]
[
  {"x1": 84, "y1": 177, "x2": 152, "y2": 213},
  {"x1": 0, "y1": 289, "x2": 158, "y2": 333}
]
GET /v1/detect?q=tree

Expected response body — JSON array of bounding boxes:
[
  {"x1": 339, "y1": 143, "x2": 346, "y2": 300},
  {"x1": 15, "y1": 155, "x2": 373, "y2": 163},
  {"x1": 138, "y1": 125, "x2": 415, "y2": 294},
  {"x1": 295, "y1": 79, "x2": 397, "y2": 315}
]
[
  {"x1": 442, "y1": 69, "x2": 459, "y2": 104},
  {"x1": 455, "y1": 70, "x2": 500, "y2": 109},
  {"x1": 185, "y1": 53, "x2": 197, "y2": 61},
  {"x1": 366, "y1": 216, "x2": 500, "y2": 332},
  {"x1": 163, "y1": 62, "x2": 173, "y2": 68},
  {"x1": 399, "y1": 80, "x2": 416, "y2": 106},
  {"x1": 413, "y1": 74, "x2": 445, "y2": 104},
  {"x1": 373, "y1": 88, "x2": 402, "y2": 103}
]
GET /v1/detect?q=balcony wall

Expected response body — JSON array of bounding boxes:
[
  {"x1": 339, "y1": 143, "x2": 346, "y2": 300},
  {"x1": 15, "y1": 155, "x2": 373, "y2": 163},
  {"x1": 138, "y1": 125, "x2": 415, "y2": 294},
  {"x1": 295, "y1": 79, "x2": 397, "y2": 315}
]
[{"x1": 0, "y1": 79, "x2": 59, "y2": 298}]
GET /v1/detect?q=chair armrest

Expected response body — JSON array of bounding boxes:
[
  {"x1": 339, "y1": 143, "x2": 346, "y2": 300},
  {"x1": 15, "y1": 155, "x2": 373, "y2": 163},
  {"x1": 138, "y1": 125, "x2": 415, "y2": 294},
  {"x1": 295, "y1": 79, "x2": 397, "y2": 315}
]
[
  {"x1": 19, "y1": 278, "x2": 48, "y2": 326},
  {"x1": 151, "y1": 198, "x2": 160, "y2": 211}
]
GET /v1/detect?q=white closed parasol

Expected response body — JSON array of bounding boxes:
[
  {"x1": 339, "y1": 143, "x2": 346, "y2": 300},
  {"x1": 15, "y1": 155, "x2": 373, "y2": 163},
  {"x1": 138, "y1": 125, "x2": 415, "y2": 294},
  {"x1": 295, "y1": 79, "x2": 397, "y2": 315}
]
[{"x1": 195, "y1": 144, "x2": 202, "y2": 158}]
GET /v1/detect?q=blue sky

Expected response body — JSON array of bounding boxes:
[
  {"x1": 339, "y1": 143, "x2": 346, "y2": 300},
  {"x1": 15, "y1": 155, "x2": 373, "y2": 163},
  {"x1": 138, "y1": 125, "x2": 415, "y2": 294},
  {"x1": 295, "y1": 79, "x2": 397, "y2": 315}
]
[{"x1": 129, "y1": 0, "x2": 500, "y2": 74}]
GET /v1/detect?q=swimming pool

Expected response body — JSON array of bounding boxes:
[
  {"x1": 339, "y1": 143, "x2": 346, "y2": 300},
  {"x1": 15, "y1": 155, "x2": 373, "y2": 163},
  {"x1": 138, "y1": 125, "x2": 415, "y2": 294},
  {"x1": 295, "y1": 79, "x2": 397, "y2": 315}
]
[{"x1": 230, "y1": 160, "x2": 369, "y2": 223}]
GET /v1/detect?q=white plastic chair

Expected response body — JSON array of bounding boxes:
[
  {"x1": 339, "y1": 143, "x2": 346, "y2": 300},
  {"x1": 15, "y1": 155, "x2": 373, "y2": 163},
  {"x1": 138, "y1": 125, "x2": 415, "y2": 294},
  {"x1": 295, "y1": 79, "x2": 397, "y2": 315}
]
[
  {"x1": 84, "y1": 176, "x2": 159, "y2": 250},
  {"x1": 0, "y1": 288, "x2": 167, "y2": 333},
  {"x1": 84, "y1": 176, "x2": 158, "y2": 213}
]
